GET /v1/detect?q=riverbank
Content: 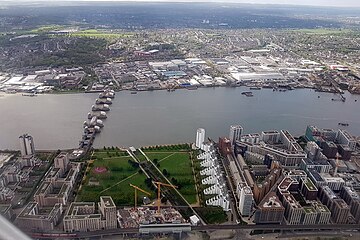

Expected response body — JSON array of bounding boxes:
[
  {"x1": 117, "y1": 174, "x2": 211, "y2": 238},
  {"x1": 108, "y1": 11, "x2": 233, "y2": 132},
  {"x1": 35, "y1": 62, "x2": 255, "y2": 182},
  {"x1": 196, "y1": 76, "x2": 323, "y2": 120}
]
[{"x1": 1, "y1": 87, "x2": 359, "y2": 150}]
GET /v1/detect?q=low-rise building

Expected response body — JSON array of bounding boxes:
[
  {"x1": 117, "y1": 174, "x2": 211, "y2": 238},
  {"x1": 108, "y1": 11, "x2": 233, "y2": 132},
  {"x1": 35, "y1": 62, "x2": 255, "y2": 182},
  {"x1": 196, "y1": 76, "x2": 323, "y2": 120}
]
[
  {"x1": 255, "y1": 192, "x2": 285, "y2": 224},
  {"x1": 64, "y1": 196, "x2": 117, "y2": 232},
  {"x1": 0, "y1": 204, "x2": 13, "y2": 220},
  {"x1": 16, "y1": 202, "x2": 63, "y2": 231}
]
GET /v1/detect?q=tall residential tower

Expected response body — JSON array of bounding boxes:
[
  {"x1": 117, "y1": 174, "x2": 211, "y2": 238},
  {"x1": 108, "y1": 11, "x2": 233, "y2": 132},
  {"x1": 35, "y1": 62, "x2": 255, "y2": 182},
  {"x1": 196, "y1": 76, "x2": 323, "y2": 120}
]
[
  {"x1": 196, "y1": 128, "x2": 206, "y2": 149},
  {"x1": 19, "y1": 134, "x2": 35, "y2": 157},
  {"x1": 229, "y1": 125, "x2": 243, "y2": 146}
]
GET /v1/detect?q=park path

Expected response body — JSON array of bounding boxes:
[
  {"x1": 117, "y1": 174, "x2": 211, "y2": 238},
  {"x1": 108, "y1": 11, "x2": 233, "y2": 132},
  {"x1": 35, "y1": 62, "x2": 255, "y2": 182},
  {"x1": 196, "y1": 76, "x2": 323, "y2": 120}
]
[
  {"x1": 101, "y1": 155, "x2": 130, "y2": 160},
  {"x1": 158, "y1": 152, "x2": 177, "y2": 163},
  {"x1": 139, "y1": 149, "x2": 206, "y2": 225},
  {"x1": 99, "y1": 172, "x2": 138, "y2": 194}
]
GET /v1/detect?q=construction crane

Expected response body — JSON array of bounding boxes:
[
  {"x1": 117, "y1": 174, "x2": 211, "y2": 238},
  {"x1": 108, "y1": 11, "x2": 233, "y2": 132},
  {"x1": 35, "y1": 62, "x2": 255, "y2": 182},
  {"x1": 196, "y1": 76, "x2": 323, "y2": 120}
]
[
  {"x1": 154, "y1": 181, "x2": 177, "y2": 214},
  {"x1": 129, "y1": 184, "x2": 151, "y2": 210},
  {"x1": 334, "y1": 153, "x2": 340, "y2": 176}
]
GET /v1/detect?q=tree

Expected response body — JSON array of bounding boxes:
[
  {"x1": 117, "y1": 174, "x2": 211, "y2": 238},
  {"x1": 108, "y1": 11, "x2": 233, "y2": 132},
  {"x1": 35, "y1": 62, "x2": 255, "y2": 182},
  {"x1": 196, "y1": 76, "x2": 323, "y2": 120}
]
[{"x1": 162, "y1": 169, "x2": 169, "y2": 177}]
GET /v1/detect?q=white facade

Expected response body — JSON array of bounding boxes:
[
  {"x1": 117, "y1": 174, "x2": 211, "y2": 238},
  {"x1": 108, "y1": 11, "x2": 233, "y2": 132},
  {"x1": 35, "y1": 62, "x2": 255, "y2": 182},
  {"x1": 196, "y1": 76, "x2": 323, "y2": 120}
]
[
  {"x1": 195, "y1": 128, "x2": 205, "y2": 149},
  {"x1": 19, "y1": 134, "x2": 35, "y2": 157},
  {"x1": 198, "y1": 144, "x2": 230, "y2": 211},
  {"x1": 337, "y1": 129, "x2": 356, "y2": 151},
  {"x1": 323, "y1": 177, "x2": 345, "y2": 191},
  {"x1": 229, "y1": 125, "x2": 243, "y2": 146},
  {"x1": 238, "y1": 185, "x2": 253, "y2": 216}
]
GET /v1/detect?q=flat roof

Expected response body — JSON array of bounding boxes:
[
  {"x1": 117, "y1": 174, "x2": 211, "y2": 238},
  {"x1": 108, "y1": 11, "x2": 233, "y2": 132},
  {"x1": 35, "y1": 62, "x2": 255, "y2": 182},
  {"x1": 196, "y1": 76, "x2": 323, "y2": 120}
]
[
  {"x1": 303, "y1": 207, "x2": 316, "y2": 214},
  {"x1": 304, "y1": 179, "x2": 317, "y2": 191},
  {"x1": 101, "y1": 196, "x2": 115, "y2": 207}
]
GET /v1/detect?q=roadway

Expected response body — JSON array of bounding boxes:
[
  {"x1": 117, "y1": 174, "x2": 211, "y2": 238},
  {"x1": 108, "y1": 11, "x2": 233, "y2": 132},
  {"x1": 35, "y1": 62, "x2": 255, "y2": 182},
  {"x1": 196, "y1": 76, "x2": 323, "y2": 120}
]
[
  {"x1": 192, "y1": 224, "x2": 360, "y2": 231},
  {"x1": 31, "y1": 224, "x2": 360, "y2": 239}
]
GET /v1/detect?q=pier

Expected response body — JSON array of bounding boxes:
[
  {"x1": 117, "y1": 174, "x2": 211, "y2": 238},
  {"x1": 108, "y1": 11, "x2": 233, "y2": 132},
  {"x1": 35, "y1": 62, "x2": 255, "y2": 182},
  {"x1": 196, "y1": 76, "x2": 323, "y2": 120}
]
[{"x1": 79, "y1": 89, "x2": 115, "y2": 152}]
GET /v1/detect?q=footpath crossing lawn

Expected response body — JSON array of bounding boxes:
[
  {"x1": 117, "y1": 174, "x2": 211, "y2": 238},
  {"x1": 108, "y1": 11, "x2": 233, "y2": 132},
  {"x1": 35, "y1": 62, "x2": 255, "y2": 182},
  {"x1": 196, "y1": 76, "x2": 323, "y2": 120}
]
[
  {"x1": 78, "y1": 150, "x2": 152, "y2": 206},
  {"x1": 144, "y1": 151, "x2": 197, "y2": 204}
]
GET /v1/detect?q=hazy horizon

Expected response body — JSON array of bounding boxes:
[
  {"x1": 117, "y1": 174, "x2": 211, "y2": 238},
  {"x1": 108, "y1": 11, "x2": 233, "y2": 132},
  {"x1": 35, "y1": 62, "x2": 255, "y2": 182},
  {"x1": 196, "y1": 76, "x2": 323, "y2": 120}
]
[{"x1": 1, "y1": 0, "x2": 360, "y2": 8}]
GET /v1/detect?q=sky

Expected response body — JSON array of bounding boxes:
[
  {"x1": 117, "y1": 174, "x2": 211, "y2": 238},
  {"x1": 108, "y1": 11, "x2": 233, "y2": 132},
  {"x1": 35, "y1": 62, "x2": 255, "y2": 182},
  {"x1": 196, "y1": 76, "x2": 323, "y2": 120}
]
[{"x1": 3, "y1": 0, "x2": 360, "y2": 7}]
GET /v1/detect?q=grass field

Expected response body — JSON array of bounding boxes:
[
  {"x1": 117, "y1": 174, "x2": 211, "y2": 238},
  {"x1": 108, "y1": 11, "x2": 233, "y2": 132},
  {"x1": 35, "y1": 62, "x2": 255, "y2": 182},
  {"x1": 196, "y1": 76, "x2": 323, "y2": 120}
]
[
  {"x1": 70, "y1": 29, "x2": 133, "y2": 39},
  {"x1": 77, "y1": 150, "x2": 153, "y2": 206},
  {"x1": 30, "y1": 25, "x2": 66, "y2": 33},
  {"x1": 144, "y1": 151, "x2": 198, "y2": 204}
]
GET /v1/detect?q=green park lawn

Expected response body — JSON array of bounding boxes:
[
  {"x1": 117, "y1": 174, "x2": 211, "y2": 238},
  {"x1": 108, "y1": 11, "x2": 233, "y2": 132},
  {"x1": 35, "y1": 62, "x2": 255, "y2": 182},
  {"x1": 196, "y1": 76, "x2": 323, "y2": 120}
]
[
  {"x1": 70, "y1": 29, "x2": 133, "y2": 39},
  {"x1": 77, "y1": 150, "x2": 152, "y2": 206},
  {"x1": 144, "y1": 151, "x2": 198, "y2": 204}
]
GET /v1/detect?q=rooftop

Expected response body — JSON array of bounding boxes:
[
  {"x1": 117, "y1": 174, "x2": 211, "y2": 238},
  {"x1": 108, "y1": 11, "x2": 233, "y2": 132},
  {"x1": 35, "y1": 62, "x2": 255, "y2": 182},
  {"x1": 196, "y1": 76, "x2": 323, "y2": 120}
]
[
  {"x1": 259, "y1": 193, "x2": 283, "y2": 209},
  {"x1": 333, "y1": 199, "x2": 349, "y2": 209},
  {"x1": 303, "y1": 207, "x2": 316, "y2": 214},
  {"x1": 314, "y1": 203, "x2": 330, "y2": 213},
  {"x1": 101, "y1": 196, "x2": 115, "y2": 208},
  {"x1": 304, "y1": 178, "x2": 317, "y2": 191}
]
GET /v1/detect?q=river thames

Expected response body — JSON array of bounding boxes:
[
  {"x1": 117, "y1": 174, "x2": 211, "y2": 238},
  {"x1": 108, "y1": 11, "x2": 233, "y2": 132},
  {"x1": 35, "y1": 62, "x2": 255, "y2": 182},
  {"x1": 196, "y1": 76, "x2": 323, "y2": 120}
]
[{"x1": 0, "y1": 87, "x2": 359, "y2": 150}]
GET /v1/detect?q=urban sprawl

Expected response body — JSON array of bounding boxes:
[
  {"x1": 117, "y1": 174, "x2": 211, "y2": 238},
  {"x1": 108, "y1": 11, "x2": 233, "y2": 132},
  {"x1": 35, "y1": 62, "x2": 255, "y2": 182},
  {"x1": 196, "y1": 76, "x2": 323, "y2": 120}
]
[
  {"x1": 0, "y1": 123, "x2": 360, "y2": 238},
  {"x1": 1, "y1": 29, "x2": 360, "y2": 96}
]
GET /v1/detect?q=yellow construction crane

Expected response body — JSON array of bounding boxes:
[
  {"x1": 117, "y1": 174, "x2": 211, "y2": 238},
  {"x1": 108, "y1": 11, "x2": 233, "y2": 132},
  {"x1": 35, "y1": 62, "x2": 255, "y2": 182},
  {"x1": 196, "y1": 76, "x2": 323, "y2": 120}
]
[
  {"x1": 154, "y1": 181, "x2": 177, "y2": 214},
  {"x1": 129, "y1": 184, "x2": 151, "y2": 210}
]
